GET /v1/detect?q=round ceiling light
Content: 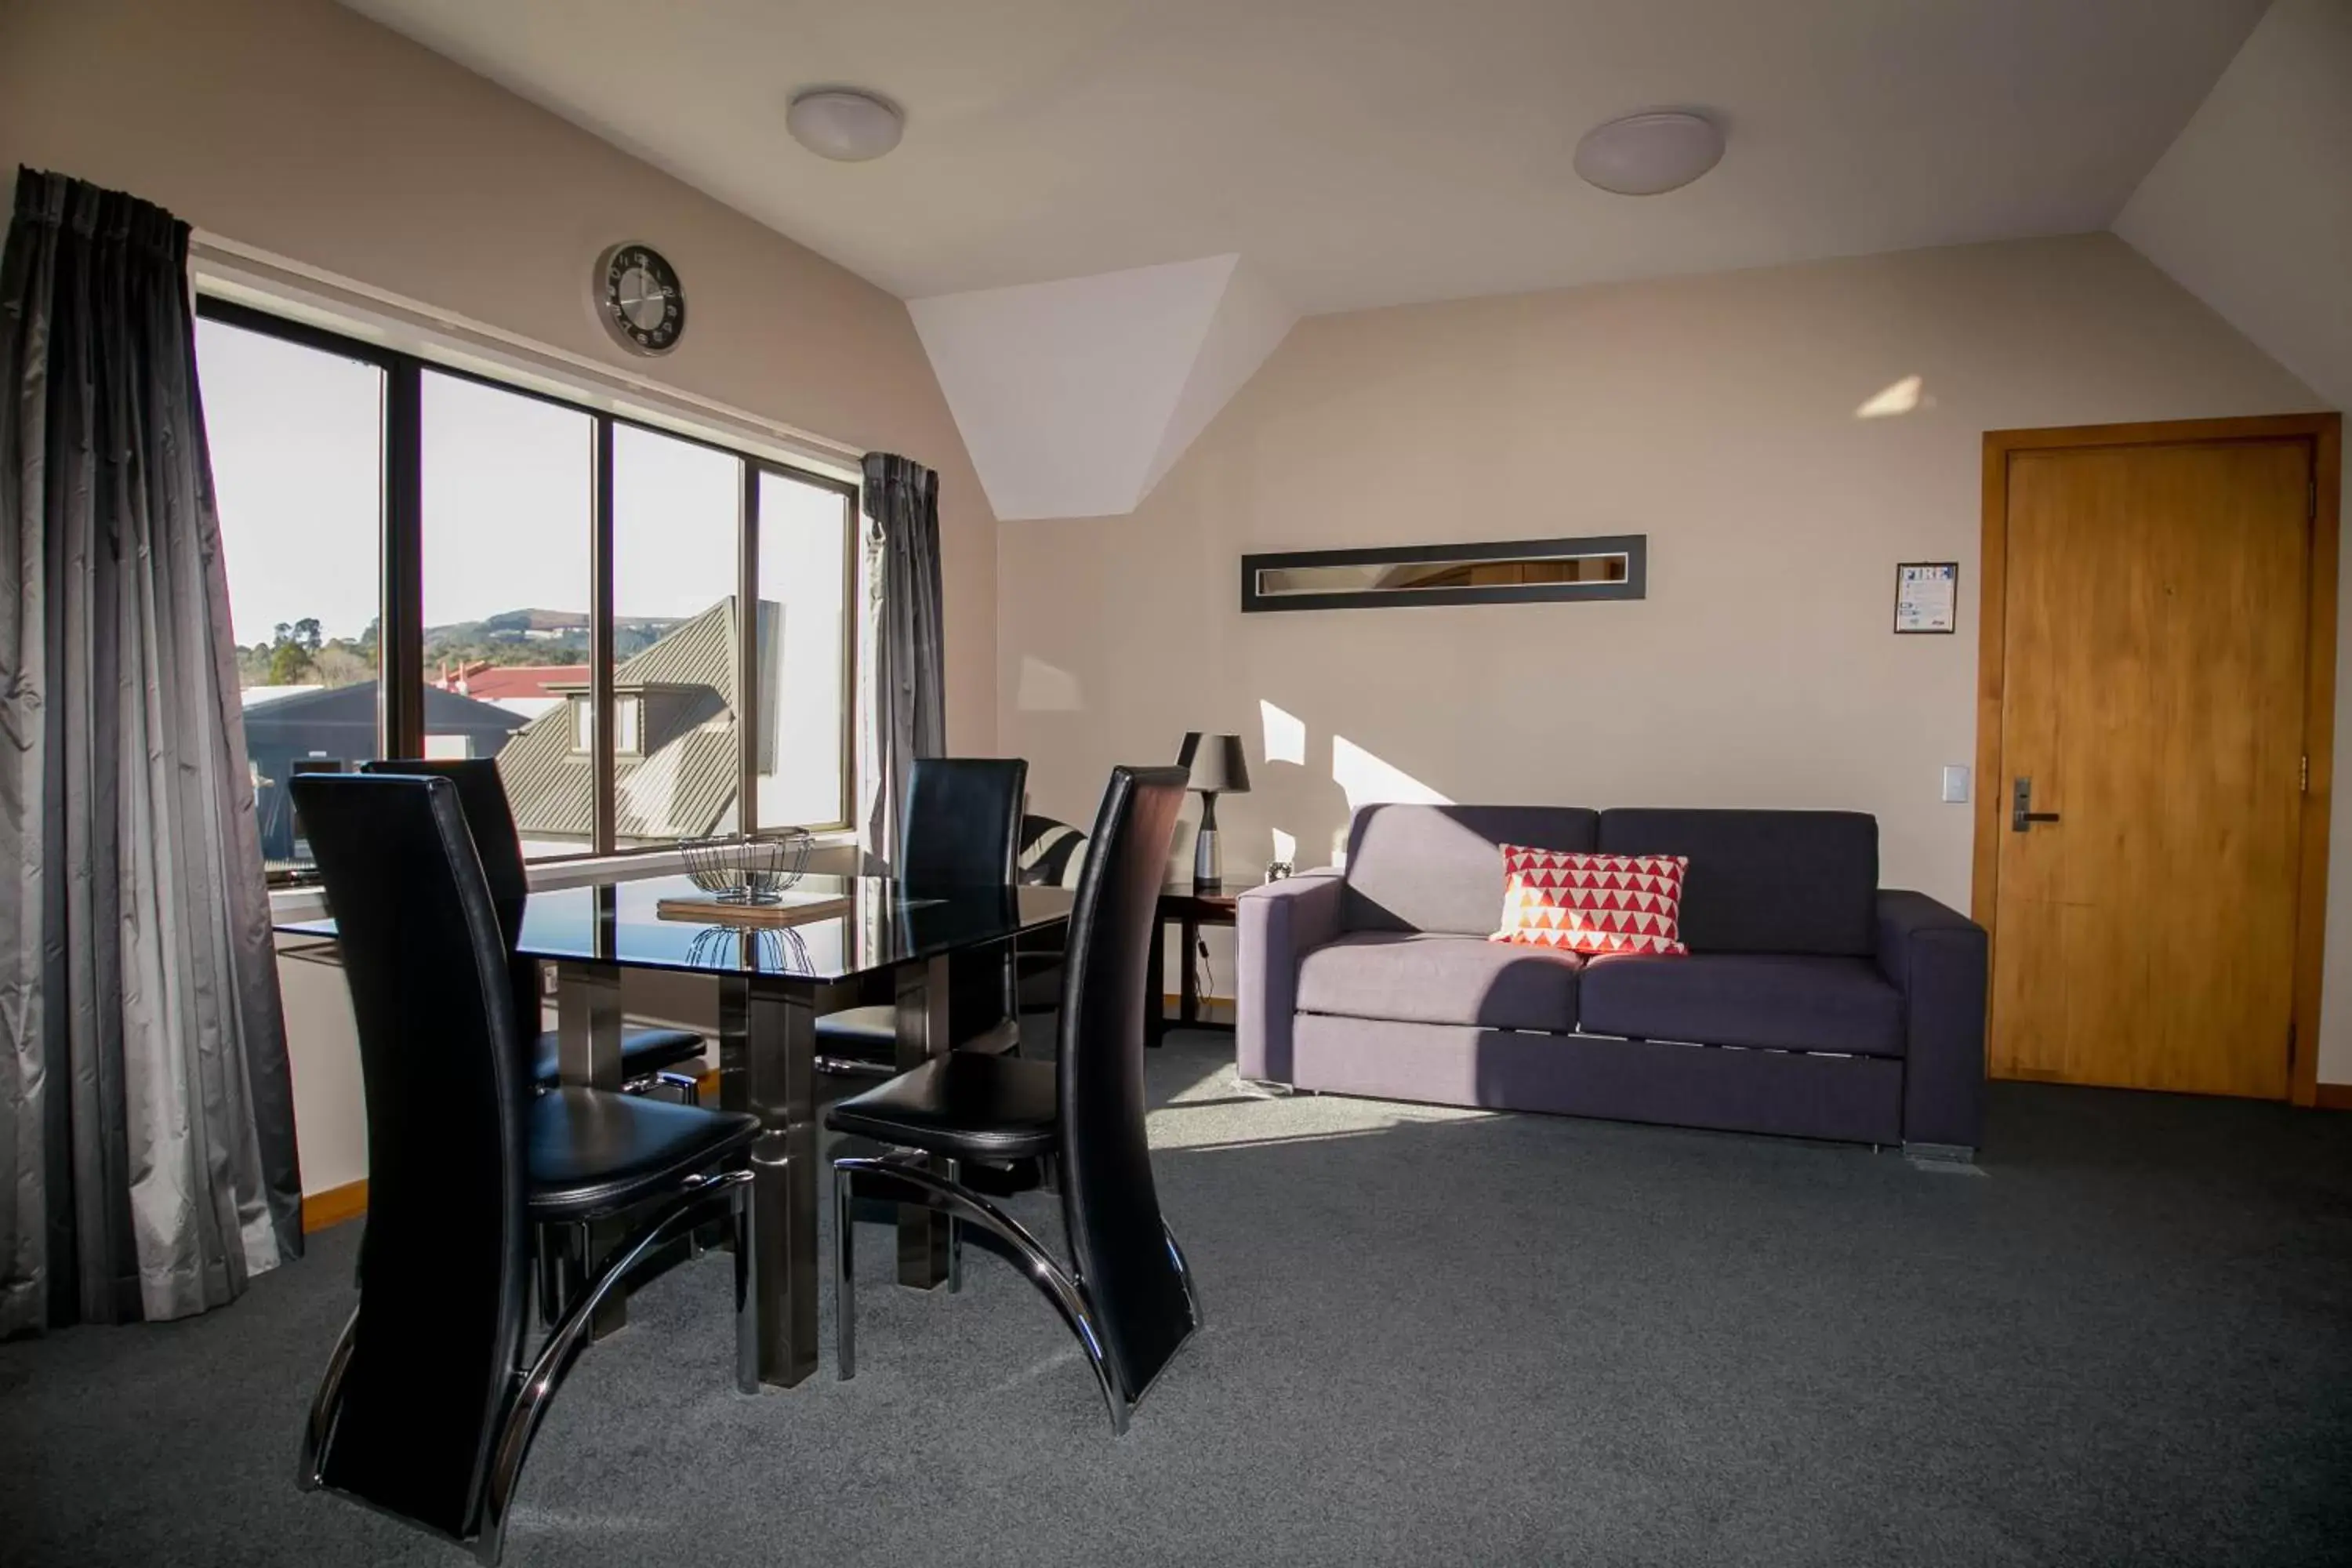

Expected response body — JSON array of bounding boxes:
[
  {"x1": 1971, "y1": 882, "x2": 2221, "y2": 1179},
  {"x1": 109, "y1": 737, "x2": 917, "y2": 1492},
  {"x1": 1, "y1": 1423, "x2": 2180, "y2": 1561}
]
[
  {"x1": 786, "y1": 87, "x2": 905, "y2": 162},
  {"x1": 1573, "y1": 111, "x2": 1724, "y2": 196}
]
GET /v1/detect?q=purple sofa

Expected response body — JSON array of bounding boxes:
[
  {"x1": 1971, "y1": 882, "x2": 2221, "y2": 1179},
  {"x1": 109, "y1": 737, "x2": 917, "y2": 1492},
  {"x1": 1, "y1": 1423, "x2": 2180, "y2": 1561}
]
[{"x1": 1235, "y1": 804, "x2": 1985, "y2": 1155}]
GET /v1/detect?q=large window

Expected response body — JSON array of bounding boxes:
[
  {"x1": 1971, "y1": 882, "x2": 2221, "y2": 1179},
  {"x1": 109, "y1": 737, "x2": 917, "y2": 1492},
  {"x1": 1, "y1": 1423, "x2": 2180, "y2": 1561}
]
[
  {"x1": 757, "y1": 469, "x2": 853, "y2": 830},
  {"x1": 612, "y1": 423, "x2": 743, "y2": 850},
  {"x1": 194, "y1": 298, "x2": 858, "y2": 879},
  {"x1": 422, "y1": 371, "x2": 594, "y2": 860},
  {"x1": 196, "y1": 316, "x2": 386, "y2": 874}
]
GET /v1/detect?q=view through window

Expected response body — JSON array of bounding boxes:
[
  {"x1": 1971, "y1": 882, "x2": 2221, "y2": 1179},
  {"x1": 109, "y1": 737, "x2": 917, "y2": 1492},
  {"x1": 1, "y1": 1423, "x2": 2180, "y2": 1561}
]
[
  {"x1": 757, "y1": 469, "x2": 853, "y2": 830},
  {"x1": 609, "y1": 423, "x2": 742, "y2": 851},
  {"x1": 196, "y1": 317, "x2": 385, "y2": 873},
  {"x1": 422, "y1": 371, "x2": 593, "y2": 860},
  {"x1": 195, "y1": 301, "x2": 857, "y2": 877}
]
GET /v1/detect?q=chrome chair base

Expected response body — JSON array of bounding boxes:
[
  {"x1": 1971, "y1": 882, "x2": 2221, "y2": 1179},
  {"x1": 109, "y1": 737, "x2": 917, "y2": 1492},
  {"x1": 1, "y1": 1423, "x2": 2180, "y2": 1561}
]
[
  {"x1": 299, "y1": 1168, "x2": 758, "y2": 1567},
  {"x1": 633, "y1": 1069, "x2": 702, "y2": 1105},
  {"x1": 815, "y1": 1054, "x2": 895, "y2": 1080},
  {"x1": 831, "y1": 1152, "x2": 1203, "y2": 1436}
]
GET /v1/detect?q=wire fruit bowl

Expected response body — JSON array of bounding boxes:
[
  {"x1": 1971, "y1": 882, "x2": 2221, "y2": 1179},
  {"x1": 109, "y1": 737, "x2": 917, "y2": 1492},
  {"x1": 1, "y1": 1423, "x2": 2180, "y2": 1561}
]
[
  {"x1": 685, "y1": 924, "x2": 808, "y2": 972},
  {"x1": 678, "y1": 827, "x2": 813, "y2": 905}
]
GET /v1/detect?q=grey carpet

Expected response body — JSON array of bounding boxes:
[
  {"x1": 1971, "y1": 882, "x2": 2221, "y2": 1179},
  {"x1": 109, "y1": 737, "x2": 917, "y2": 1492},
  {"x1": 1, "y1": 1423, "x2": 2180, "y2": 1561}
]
[{"x1": 4, "y1": 1033, "x2": 2350, "y2": 1567}]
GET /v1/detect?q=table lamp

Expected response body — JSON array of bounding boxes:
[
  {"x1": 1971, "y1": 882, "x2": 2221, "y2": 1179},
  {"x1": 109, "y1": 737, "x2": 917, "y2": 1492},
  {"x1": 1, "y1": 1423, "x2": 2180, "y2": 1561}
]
[{"x1": 1178, "y1": 731, "x2": 1250, "y2": 891}]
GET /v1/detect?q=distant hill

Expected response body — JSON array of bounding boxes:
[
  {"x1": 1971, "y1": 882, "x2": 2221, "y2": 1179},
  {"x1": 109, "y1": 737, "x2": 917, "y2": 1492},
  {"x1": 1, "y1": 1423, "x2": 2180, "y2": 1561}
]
[
  {"x1": 422, "y1": 608, "x2": 689, "y2": 670},
  {"x1": 425, "y1": 608, "x2": 684, "y2": 640}
]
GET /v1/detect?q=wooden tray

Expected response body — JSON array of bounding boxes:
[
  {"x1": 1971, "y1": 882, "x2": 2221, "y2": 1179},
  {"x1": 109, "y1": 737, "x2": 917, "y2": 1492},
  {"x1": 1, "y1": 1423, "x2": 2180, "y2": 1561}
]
[{"x1": 655, "y1": 895, "x2": 852, "y2": 929}]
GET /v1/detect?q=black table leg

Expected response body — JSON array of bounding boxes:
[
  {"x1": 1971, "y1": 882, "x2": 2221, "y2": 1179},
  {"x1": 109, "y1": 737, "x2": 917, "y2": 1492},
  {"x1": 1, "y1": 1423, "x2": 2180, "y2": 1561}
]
[
  {"x1": 1145, "y1": 911, "x2": 1167, "y2": 1048},
  {"x1": 892, "y1": 954, "x2": 952, "y2": 1289},
  {"x1": 1178, "y1": 915, "x2": 1202, "y2": 1026},
  {"x1": 555, "y1": 963, "x2": 629, "y2": 1337},
  {"x1": 720, "y1": 975, "x2": 820, "y2": 1388}
]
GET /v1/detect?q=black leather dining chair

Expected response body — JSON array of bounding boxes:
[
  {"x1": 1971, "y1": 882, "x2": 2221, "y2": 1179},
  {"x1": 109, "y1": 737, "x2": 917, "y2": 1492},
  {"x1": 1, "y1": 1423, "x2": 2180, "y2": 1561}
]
[
  {"x1": 1014, "y1": 812, "x2": 1089, "y2": 1015},
  {"x1": 827, "y1": 764, "x2": 1203, "y2": 1433},
  {"x1": 813, "y1": 755, "x2": 1030, "y2": 1075},
  {"x1": 359, "y1": 758, "x2": 706, "y2": 1101},
  {"x1": 291, "y1": 772, "x2": 760, "y2": 1565}
]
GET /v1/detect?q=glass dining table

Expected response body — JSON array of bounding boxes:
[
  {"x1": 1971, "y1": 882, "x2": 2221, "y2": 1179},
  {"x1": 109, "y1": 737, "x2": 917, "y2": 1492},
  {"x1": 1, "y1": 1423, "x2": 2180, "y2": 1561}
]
[{"x1": 278, "y1": 870, "x2": 1074, "y2": 1388}]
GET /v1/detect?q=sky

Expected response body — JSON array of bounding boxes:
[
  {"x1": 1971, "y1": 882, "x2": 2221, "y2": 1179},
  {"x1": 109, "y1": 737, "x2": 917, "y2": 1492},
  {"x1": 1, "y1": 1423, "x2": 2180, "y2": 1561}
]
[{"x1": 195, "y1": 318, "x2": 795, "y2": 644}]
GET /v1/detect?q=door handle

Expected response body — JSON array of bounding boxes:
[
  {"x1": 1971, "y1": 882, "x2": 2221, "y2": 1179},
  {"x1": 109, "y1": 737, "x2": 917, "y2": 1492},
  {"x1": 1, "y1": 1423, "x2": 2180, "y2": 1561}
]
[{"x1": 2011, "y1": 776, "x2": 2061, "y2": 833}]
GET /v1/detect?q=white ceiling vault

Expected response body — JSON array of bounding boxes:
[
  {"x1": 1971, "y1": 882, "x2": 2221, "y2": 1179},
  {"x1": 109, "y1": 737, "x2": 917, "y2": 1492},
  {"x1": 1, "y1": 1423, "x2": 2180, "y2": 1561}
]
[
  {"x1": 909, "y1": 256, "x2": 1295, "y2": 520},
  {"x1": 341, "y1": 0, "x2": 2274, "y2": 517}
]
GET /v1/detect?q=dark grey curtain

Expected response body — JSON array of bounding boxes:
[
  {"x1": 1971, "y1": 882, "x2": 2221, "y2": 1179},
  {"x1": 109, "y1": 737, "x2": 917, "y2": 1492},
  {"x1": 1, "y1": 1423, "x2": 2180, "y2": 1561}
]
[
  {"x1": 861, "y1": 452, "x2": 945, "y2": 869},
  {"x1": 0, "y1": 169, "x2": 301, "y2": 1336}
]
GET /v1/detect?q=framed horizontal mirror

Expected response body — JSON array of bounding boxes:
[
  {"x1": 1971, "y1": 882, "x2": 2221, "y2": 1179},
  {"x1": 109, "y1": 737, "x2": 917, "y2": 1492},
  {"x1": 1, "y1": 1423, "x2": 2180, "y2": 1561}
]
[{"x1": 1240, "y1": 535, "x2": 1646, "y2": 612}]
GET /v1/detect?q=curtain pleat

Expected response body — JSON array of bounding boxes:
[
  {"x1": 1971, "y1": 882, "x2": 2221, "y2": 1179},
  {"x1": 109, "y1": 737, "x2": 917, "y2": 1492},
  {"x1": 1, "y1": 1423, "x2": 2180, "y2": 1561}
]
[
  {"x1": 861, "y1": 452, "x2": 946, "y2": 869},
  {"x1": 0, "y1": 168, "x2": 301, "y2": 1337}
]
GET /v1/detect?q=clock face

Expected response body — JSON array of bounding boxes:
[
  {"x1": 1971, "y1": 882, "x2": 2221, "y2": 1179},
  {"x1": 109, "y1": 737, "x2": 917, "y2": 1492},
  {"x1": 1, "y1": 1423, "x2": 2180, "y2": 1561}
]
[{"x1": 595, "y1": 243, "x2": 684, "y2": 356}]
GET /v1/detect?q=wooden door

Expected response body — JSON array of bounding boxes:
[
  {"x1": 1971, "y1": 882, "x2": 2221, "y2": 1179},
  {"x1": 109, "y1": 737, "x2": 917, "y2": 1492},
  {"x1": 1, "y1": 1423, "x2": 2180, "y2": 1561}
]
[{"x1": 1987, "y1": 433, "x2": 2321, "y2": 1098}]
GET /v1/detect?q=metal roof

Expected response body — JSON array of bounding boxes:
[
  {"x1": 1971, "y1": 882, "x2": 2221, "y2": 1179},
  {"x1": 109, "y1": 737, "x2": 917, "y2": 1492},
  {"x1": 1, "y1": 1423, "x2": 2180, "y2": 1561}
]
[{"x1": 497, "y1": 598, "x2": 741, "y2": 844}]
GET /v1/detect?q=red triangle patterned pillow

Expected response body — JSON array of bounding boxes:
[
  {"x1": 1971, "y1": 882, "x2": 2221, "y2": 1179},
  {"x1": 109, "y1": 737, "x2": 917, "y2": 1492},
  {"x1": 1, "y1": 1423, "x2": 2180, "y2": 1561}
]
[{"x1": 1490, "y1": 844, "x2": 1690, "y2": 956}]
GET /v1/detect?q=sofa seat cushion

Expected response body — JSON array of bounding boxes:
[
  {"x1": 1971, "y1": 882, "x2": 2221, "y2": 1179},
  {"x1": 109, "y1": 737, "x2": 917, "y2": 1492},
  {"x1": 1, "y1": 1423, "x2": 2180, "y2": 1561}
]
[
  {"x1": 1298, "y1": 931, "x2": 1581, "y2": 1033},
  {"x1": 1577, "y1": 953, "x2": 1904, "y2": 1058}
]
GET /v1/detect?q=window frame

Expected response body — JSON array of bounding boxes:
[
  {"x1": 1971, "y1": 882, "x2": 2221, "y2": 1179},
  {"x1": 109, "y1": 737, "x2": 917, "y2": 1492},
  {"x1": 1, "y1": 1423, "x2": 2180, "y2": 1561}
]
[{"x1": 197, "y1": 296, "x2": 862, "y2": 883}]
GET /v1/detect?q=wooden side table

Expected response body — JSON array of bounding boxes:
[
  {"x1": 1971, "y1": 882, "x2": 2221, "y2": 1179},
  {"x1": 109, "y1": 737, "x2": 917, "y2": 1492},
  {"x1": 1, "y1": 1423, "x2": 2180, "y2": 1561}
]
[{"x1": 1145, "y1": 880, "x2": 1250, "y2": 1047}]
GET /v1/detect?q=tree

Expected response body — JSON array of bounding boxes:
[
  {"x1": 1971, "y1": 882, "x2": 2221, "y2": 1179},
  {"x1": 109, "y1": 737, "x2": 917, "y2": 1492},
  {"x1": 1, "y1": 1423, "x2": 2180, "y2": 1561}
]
[
  {"x1": 292, "y1": 617, "x2": 323, "y2": 652},
  {"x1": 313, "y1": 642, "x2": 374, "y2": 685},
  {"x1": 267, "y1": 640, "x2": 315, "y2": 684}
]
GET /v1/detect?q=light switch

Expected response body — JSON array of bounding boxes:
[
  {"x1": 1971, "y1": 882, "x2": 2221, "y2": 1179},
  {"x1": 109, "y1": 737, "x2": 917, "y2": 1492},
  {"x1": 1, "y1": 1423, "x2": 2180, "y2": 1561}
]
[{"x1": 1941, "y1": 765, "x2": 1971, "y2": 804}]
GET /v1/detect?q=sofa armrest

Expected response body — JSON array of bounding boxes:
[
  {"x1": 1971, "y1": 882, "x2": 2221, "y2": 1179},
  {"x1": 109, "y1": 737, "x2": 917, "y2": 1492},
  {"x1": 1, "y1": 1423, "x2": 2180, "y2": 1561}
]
[
  {"x1": 1875, "y1": 890, "x2": 1987, "y2": 1153},
  {"x1": 1236, "y1": 871, "x2": 1345, "y2": 1084}
]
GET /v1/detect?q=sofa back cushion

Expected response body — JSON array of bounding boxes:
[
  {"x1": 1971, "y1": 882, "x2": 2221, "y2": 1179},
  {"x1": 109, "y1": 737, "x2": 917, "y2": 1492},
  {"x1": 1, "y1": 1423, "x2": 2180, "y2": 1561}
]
[
  {"x1": 1595, "y1": 808, "x2": 1877, "y2": 956},
  {"x1": 1343, "y1": 804, "x2": 1599, "y2": 935}
]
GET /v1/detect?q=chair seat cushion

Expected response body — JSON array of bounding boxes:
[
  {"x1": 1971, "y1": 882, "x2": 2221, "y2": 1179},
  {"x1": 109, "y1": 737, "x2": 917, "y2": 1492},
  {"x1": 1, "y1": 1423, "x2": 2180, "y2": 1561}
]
[
  {"x1": 1577, "y1": 953, "x2": 1904, "y2": 1058},
  {"x1": 528, "y1": 1088, "x2": 758, "y2": 1221},
  {"x1": 823, "y1": 1054, "x2": 1058, "y2": 1163},
  {"x1": 531, "y1": 1027, "x2": 703, "y2": 1088},
  {"x1": 1297, "y1": 931, "x2": 1581, "y2": 1032},
  {"x1": 815, "y1": 1006, "x2": 1025, "y2": 1060}
]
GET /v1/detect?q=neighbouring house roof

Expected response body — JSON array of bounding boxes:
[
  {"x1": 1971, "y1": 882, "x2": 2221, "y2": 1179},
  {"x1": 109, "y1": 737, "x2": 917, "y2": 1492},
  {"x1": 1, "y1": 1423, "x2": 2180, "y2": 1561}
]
[
  {"x1": 455, "y1": 664, "x2": 589, "y2": 701},
  {"x1": 242, "y1": 681, "x2": 525, "y2": 754},
  {"x1": 496, "y1": 598, "x2": 740, "y2": 844},
  {"x1": 241, "y1": 684, "x2": 322, "y2": 709}
]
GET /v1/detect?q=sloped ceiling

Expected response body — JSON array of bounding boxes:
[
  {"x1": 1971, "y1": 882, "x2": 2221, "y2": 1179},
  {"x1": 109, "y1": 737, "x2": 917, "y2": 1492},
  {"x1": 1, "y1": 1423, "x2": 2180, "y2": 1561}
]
[
  {"x1": 339, "y1": 0, "x2": 2283, "y2": 519},
  {"x1": 342, "y1": 0, "x2": 2266, "y2": 314},
  {"x1": 2115, "y1": 0, "x2": 2352, "y2": 412},
  {"x1": 909, "y1": 256, "x2": 1294, "y2": 521}
]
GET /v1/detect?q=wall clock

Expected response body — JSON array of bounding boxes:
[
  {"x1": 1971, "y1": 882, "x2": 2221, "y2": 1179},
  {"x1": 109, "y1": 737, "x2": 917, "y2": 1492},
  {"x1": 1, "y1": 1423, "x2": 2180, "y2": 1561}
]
[{"x1": 595, "y1": 242, "x2": 684, "y2": 356}]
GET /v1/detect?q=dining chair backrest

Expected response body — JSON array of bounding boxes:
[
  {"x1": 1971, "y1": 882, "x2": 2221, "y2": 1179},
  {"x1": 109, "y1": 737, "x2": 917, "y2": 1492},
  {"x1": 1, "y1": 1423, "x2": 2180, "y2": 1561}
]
[
  {"x1": 900, "y1": 757, "x2": 1029, "y2": 889},
  {"x1": 1054, "y1": 764, "x2": 1192, "y2": 1400},
  {"x1": 290, "y1": 771, "x2": 532, "y2": 1541},
  {"x1": 1017, "y1": 813, "x2": 1089, "y2": 890},
  {"x1": 360, "y1": 757, "x2": 536, "y2": 1035},
  {"x1": 359, "y1": 757, "x2": 528, "y2": 905}
]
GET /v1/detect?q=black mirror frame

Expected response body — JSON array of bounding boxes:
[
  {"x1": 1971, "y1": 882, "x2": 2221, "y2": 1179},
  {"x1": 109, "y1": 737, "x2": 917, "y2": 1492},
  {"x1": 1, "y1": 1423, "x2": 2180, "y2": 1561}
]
[{"x1": 1239, "y1": 534, "x2": 1648, "y2": 613}]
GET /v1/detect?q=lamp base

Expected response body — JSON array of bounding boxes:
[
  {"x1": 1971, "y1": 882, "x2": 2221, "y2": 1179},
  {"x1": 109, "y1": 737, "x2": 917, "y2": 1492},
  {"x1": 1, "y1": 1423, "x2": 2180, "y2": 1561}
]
[
  {"x1": 1192, "y1": 826, "x2": 1221, "y2": 891},
  {"x1": 1192, "y1": 789, "x2": 1223, "y2": 890}
]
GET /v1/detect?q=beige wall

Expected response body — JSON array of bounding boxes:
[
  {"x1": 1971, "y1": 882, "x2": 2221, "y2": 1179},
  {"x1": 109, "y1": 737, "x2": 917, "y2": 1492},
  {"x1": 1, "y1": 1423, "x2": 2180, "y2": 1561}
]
[
  {"x1": 997, "y1": 233, "x2": 2350, "y2": 1076},
  {"x1": 0, "y1": 0, "x2": 993, "y2": 754}
]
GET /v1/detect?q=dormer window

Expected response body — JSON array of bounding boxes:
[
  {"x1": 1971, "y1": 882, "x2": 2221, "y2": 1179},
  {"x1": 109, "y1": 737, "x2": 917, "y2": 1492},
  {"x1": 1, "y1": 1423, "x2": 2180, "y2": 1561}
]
[{"x1": 571, "y1": 694, "x2": 644, "y2": 755}]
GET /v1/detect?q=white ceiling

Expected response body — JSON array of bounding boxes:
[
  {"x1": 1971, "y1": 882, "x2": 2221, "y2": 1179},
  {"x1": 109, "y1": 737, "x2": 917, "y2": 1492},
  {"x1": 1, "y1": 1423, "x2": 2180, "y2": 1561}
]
[
  {"x1": 342, "y1": 0, "x2": 2269, "y2": 317},
  {"x1": 910, "y1": 255, "x2": 1296, "y2": 519}
]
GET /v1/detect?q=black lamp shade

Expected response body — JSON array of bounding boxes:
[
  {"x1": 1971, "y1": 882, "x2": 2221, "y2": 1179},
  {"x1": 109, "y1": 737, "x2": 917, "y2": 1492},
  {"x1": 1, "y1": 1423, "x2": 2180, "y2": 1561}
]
[{"x1": 1177, "y1": 732, "x2": 1250, "y2": 795}]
